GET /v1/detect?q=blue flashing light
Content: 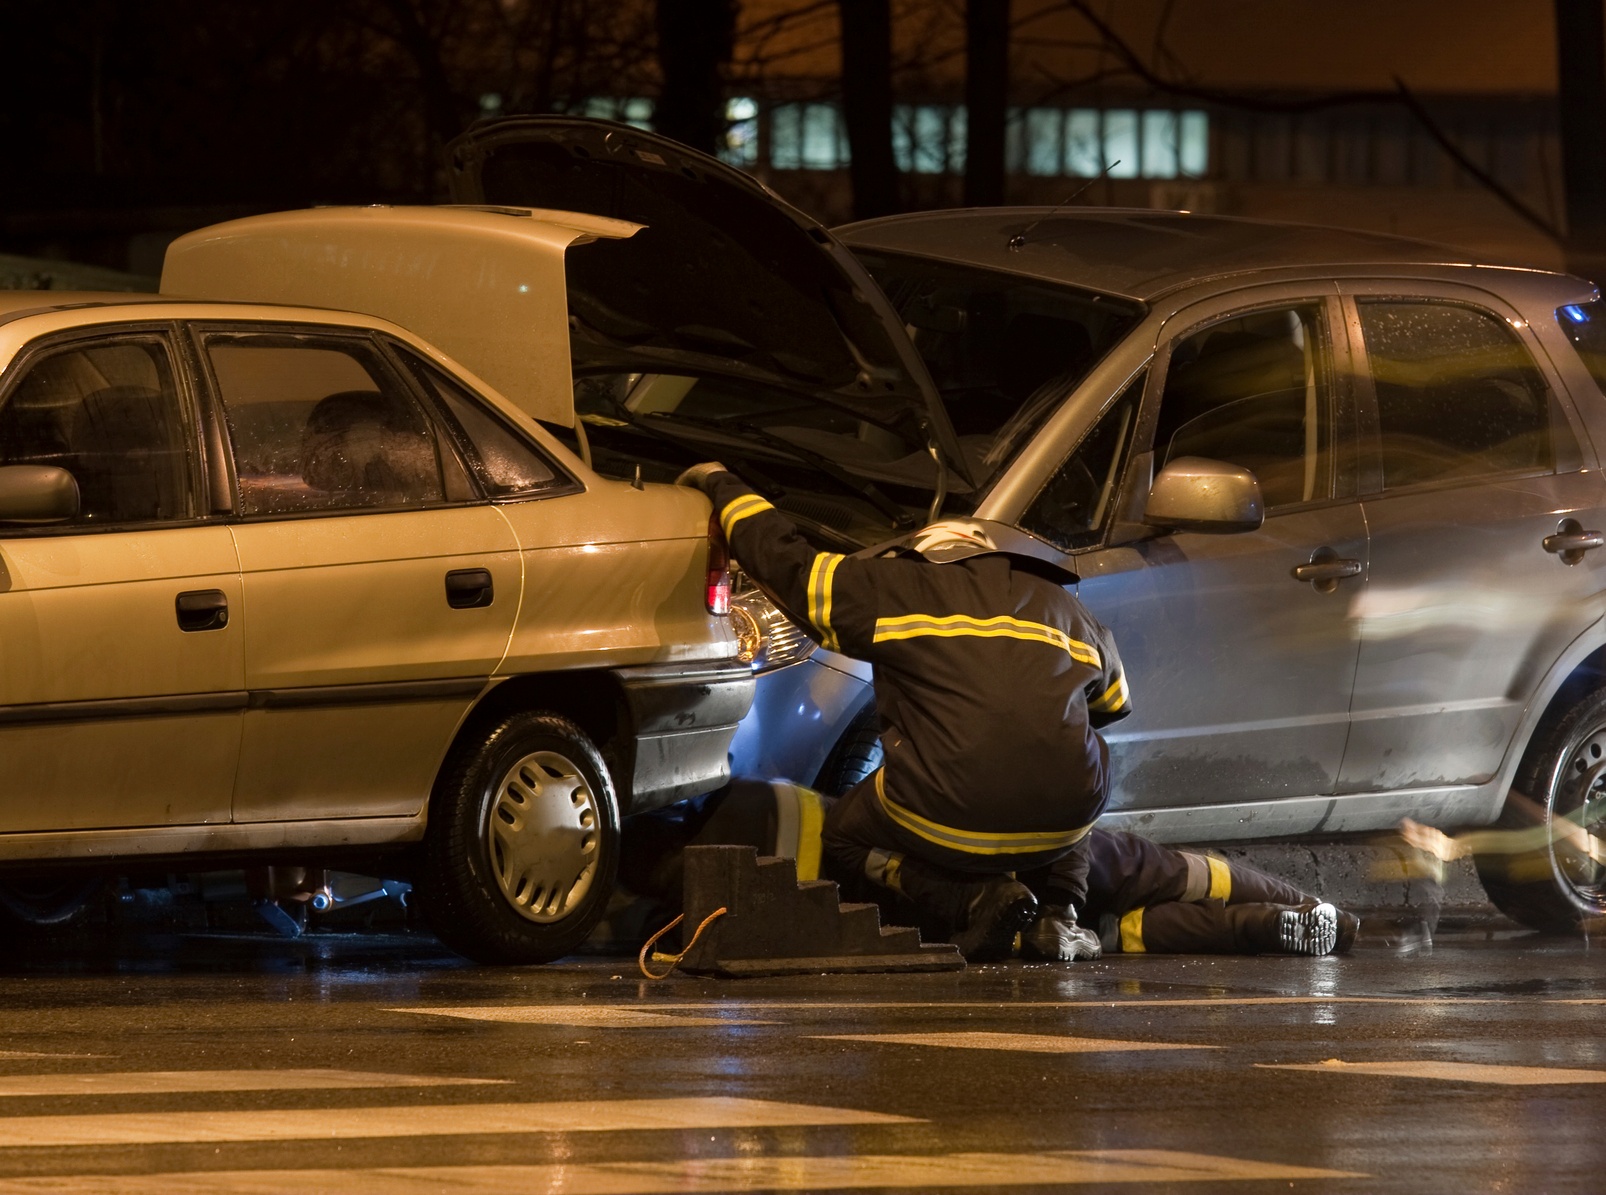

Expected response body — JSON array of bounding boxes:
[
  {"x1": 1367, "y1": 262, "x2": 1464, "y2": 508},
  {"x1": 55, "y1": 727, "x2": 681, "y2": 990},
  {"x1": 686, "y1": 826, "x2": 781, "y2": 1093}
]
[{"x1": 1563, "y1": 304, "x2": 1590, "y2": 323}]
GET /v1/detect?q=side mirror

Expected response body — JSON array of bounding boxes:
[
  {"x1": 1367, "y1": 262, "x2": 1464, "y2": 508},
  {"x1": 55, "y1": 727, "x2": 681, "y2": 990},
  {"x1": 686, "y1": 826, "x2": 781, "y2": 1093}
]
[
  {"x1": 1143, "y1": 456, "x2": 1264, "y2": 535},
  {"x1": 0, "y1": 465, "x2": 79, "y2": 524}
]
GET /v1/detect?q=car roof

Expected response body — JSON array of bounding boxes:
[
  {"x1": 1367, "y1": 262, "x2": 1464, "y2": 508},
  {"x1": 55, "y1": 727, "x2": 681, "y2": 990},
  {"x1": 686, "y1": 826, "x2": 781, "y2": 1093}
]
[{"x1": 835, "y1": 207, "x2": 1566, "y2": 302}]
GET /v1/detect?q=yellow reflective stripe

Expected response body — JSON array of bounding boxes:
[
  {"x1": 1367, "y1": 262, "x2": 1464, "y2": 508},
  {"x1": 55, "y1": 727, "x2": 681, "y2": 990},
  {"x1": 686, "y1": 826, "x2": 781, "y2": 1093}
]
[
  {"x1": 818, "y1": 554, "x2": 843, "y2": 651},
  {"x1": 795, "y1": 787, "x2": 825, "y2": 882},
  {"x1": 1207, "y1": 855, "x2": 1232, "y2": 902},
  {"x1": 874, "y1": 769, "x2": 1093, "y2": 856},
  {"x1": 1119, "y1": 908, "x2": 1146, "y2": 953},
  {"x1": 719, "y1": 493, "x2": 772, "y2": 538},
  {"x1": 1090, "y1": 673, "x2": 1127, "y2": 712},
  {"x1": 872, "y1": 613, "x2": 1101, "y2": 669}
]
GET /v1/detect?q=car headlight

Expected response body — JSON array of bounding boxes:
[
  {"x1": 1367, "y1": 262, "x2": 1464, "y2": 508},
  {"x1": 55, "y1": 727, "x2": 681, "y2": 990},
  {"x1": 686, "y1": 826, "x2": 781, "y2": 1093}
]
[{"x1": 730, "y1": 569, "x2": 819, "y2": 673}]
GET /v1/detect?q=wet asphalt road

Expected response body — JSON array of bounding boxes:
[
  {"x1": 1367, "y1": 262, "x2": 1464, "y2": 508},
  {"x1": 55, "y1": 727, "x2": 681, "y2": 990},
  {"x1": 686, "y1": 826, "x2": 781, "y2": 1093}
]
[{"x1": 0, "y1": 925, "x2": 1599, "y2": 1193}]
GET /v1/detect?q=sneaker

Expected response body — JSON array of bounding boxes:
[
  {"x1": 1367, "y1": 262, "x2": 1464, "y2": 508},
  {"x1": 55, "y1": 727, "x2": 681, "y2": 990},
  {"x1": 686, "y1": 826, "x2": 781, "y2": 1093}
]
[
  {"x1": 1276, "y1": 902, "x2": 1339, "y2": 956},
  {"x1": 1022, "y1": 904, "x2": 1103, "y2": 962},
  {"x1": 952, "y1": 879, "x2": 1039, "y2": 962}
]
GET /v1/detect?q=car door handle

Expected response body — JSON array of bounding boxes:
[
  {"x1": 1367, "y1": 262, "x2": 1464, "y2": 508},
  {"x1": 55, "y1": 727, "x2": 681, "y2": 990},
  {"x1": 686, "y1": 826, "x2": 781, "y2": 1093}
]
[
  {"x1": 175, "y1": 589, "x2": 229, "y2": 632},
  {"x1": 1291, "y1": 550, "x2": 1363, "y2": 594},
  {"x1": 444, "y1": 568, "x2": 494, "y2": 609},
  {"x1": 1543, "y1": 518, "x2": 1605, "y2": 565}
]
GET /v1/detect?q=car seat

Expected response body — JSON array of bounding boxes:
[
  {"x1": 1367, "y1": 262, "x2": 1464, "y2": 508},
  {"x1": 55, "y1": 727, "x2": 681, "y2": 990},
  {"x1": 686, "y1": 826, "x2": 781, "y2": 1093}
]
[{"x1": 300, "y1": 389, "x2": 442, "y2": 506}]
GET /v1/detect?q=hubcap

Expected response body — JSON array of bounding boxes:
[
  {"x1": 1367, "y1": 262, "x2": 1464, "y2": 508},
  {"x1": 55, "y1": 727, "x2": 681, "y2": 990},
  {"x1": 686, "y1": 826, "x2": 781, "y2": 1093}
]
[
  {"x1": 485, "y1": 751, "x2": 600, "y2": 924},
  {"x1": 1554, "y1": 725, "x2": 1606, "y2": 907}
]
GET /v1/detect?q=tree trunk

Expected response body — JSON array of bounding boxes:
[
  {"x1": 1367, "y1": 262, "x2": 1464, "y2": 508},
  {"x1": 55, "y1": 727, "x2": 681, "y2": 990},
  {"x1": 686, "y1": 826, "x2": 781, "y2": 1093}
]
[
  {"x1": 838, "y1": 0, "x2": 898, "y2": 219},
  {"x1": 963, "y1": 0, "x2": 1010, "y2": 207},
  {"x1": 654, "y1": 0, "x2": 736, "y2": 154},
  {"x1": 1556, "y1": 0, "x2": 1606, "y2": 277}
]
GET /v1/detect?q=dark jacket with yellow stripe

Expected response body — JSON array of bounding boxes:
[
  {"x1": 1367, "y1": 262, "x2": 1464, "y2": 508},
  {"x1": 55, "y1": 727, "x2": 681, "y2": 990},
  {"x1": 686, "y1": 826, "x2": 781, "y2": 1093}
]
[{"x1": 710, "y1": 472, "x2": 1131, "y2": 854}]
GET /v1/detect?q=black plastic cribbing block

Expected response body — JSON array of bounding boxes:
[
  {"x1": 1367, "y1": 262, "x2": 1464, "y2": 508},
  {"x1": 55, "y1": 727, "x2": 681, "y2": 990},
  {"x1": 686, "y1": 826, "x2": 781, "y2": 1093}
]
[{"x1": 675, "y1": 845, "x2": 963, "y2": 977}]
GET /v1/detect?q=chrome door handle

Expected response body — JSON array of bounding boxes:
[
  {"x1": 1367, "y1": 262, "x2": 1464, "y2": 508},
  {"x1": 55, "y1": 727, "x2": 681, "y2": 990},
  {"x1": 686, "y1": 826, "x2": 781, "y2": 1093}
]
[
  {"x1": 1291, "y1": 549, "x2": 1363, "y2": 594},
  {"x1": 1543, "y1": 518, "x2": 1605, "y2": 566}
]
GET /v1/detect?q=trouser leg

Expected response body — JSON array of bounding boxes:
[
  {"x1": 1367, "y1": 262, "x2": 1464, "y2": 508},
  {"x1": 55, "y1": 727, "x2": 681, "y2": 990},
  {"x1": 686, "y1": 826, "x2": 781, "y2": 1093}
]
[{"x1": 1102, "y1": 899, "x2": 1289, "y2": 954}]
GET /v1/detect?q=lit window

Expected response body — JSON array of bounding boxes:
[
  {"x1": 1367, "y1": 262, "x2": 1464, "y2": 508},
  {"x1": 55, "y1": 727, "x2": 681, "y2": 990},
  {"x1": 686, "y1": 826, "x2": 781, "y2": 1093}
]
[
  {"x1": 722, "y1": 96, "x2": 759, "y2": 166},
  {"x1": 1103, "y1": 109, "x2": 1139, "y2": 177},
  {"x1": 771, "y1": 104, "x2": 803, "y2": 169},
  {"x1": 583, "y1": 97, "x2": 615, "y2": 120},
  {"x1": 801, "y1": 104, "x2": 843, "y2": 169},
  {"x1": 1180, "y1": 110, "x2": 1210, "y2": 176},
  {"x1": 1142, "y1": 111, "x2": 1178, "y2": 178},
  {"x1": 948, "y1": 107, "x2": 967, "y2": 173},
  {"x1": 1066, "y1": 109, "x2": 1102, "y2": 176},
  {"x1": 621, "y1": 98, "x2": 653, "y2": 130},
  {"x1": 1024, "y1": 108, "x2": 1061, "y2": 176},
  {"x1": 911, "y1": 105, "x2": 949, "y2": 173}
]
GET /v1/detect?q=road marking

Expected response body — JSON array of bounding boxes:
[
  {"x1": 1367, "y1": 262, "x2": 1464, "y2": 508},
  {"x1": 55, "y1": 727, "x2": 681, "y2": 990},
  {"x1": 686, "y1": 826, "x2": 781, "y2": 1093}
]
[
  {"x1": 392, "y1": 1006, "x2": 774, "y2": 1028},
  {"x1": 815, "y1": 1032, "x2": 1213, "y2": 1053},
  {"x1": 0, "y1": 1150, "x2": 1362, "y2": 1191},
  {"x1": 421, "y1": 996, "x2": 1605, "y2": 1013},
  {"x1": 0, "y1": 1098, "x2": 913, "y2": 1148},
  {"x1": 0, "y1": 1070, "x2": 502, "y2": 1098},
  {"x1": 1260, "y1": 1059, "x2": 1606, "y2": 1085}
]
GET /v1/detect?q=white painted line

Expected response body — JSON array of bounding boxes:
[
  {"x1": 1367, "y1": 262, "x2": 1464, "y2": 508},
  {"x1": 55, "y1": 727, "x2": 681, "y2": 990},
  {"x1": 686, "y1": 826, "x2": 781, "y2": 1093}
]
[
  {"x1": 1260, "y1": 1059, "x2": 1606, "y2": 1085},
  {"x1": 815, "y1": 1031, "x2": 1213, "y2": 1054},
  {"x1": 0, "y1": 1098, "x2": 914, "y2": 1148},
  {"x1": 428, "y1": 996, "x2": 1606, "y2": 1013},
  {"x1": 0, "y1": 1150, "x2": 1363, "y2": 1192},
  {"x1": 392, "y1": 1006, "x2": 773, "y2": 1028},
  {"x1": 0, "y1": 1070, "x2": 503, "y2": 1098}
]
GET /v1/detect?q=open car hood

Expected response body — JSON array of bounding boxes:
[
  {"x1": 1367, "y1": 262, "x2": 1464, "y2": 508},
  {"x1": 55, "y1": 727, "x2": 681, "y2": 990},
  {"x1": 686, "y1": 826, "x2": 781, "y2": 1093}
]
[{"x1": 447, "y1": 116, "x2": 967, "y2": 481}]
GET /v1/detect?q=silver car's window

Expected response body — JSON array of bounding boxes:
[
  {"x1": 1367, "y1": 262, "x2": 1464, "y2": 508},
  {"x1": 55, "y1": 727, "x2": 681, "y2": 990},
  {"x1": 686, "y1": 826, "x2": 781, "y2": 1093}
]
[
  {"x1": 1155, "y1": 305, "x2": 1333, "y2": 509},
  {"x1": 394, "y1": 349, "x2": 561, "y2": 498},
  {"x1": 1557, "y1": 299, "x2": 1606, "y2": 396},
  {"x1": 204, "y1": 333, "x2": 454, "y2": 516},
  {"x1": 1358, "y1": 301, "x2": 1556, "y2": 490},
  {"x1": 1021, "y1": 371, "x2": 1144, "y2": 551},
  {"x1": 0, "y1": 336, "x2": 194, "y2": 526}
]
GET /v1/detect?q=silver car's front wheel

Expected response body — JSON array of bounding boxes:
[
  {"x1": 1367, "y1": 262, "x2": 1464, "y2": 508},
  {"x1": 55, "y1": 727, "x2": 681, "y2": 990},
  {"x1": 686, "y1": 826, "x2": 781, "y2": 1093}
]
[
  {"x1": 1478, "y1": 687, "x2": 1606, "y2": 932},
  {"x1": 421, "y1": 712, "x2": 619, "y2": 964},
  {"x1": 488, "y1": 750, "x2": 601, "y2": 923}
]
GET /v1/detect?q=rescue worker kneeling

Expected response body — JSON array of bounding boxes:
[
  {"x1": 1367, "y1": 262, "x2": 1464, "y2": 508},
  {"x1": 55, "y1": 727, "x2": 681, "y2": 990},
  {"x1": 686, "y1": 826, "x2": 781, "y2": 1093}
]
[
  {"x1": 677, "y1": 462, "x2": 1128, "y2": 961},
  {"x1": 621, "y1": 781, "x2": 1359, "y2": 958}
]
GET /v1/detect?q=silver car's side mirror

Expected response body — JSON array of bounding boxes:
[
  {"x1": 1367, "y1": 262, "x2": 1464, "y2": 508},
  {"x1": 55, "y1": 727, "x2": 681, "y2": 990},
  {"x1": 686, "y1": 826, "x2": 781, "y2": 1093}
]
[
  {"x1": 1143, "y1": 456, "x2": 1264, "y2": 535},
  {"x1": 0, "y1": 465, "x2": 80, "y2": 524}
]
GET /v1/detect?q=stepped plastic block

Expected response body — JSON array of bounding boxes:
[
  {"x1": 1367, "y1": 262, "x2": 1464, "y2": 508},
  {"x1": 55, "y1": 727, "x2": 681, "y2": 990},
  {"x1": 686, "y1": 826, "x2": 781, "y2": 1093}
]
[{"x1": 675, "y1": 845, "x2": 964, "y2": 977}]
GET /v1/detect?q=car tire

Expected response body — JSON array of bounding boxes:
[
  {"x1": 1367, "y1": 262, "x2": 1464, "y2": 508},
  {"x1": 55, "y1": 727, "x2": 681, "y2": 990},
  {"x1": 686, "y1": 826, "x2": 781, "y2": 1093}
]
[
  {"x1": 420, "y1": 711, "x2": 620, "y2": 964},
  {"x1": 813, "y1": 707, "x2": 884, "y2": 797},
  {"x1": 1476, "y1": 686, "x2": 1606, "y2": 933},
  {"x1": 0, "y1": 875, "x2": 106, "y2": 934}
]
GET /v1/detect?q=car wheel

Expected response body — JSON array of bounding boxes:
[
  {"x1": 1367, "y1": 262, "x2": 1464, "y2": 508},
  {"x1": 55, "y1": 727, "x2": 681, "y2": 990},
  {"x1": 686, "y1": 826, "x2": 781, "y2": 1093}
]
[
  {"x1": 1477, "y1": 686, "x2": 1606, "y2": 932},
  {"x1": 813, "y1": 707, "x2": 884, "y2": 797},
  {"x1": 0, "y1": 874, "x2": 106, "y2": 933},
  {"x1": 421, "y1": 711, "x2": 619, "y2": 964}
]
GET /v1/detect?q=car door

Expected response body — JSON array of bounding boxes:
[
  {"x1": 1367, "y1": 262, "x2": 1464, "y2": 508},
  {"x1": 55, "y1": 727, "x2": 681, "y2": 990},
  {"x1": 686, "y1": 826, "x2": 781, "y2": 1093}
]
[
  {"x1": 1048, "y1": 289, "x2": 1368, "y2": 816},
  {"x1": 1335, "y1": 285, "x2": 1606, "y2": 795},
  {"x1": 190, "y1": 323, "x2": 523, "y2": 822},
  {"x1": 0, "y1": 325, "x2": 243, "y2": 831}
]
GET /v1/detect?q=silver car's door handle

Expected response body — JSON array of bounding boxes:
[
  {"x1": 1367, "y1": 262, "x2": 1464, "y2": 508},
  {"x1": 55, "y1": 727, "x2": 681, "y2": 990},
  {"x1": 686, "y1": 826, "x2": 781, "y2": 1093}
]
[
  {"x1": 1543, "y1": 518, "x2": 1605, "y2": 565},
  {"x1": 1291, "y1": 550, "x2": 1363, "y2": 594}
]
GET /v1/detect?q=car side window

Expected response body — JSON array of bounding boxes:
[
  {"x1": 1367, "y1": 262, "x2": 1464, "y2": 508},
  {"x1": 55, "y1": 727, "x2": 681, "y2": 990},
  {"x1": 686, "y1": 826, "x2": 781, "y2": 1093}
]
[
  {"x1": 202, "y1": 332, "x2": 460, "y2": 516},
  {"x1": 0, "y1": 335, "x2": 194, "y2": 526},
  {"x1": 1153, "y1": 304, "x2": 1334, "y2": 510},
  {"x1": 391, "y1": 347, "x2": 563, "y2": 497},
  {"x1": 1358, "y1": 300, "x2": 1563, "y2": 490},
  {"x1": 1021, "y1": 371, "x2": 1143, "y2": 551}
]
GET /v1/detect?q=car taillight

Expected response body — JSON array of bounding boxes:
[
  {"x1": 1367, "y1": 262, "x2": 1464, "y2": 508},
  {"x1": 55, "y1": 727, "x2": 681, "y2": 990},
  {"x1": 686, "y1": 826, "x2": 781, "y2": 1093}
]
[{"x1": 706, "y1": 514, "x2": 731, "y2": 615}]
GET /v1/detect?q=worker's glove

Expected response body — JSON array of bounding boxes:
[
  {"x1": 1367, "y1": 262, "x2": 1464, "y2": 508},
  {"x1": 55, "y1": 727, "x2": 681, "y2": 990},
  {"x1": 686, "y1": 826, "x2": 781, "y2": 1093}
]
[
  {"x1": 1021, "y1": 903, "x2": 1103, "y2": 962},
  {"x1": 673, "y1": 461, "x2": 728, "y2": 494}
]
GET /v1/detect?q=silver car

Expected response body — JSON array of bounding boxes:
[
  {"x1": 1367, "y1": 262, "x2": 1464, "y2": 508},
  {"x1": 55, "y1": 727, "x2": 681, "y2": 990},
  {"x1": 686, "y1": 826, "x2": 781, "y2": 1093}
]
[{"x1": 453, "y1": 118, "x2": 1606, "y2": 934}]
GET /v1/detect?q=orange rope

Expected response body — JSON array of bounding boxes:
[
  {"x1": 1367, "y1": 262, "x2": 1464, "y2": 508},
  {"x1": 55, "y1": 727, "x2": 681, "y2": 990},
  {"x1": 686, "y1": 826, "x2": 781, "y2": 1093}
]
[{"x1": 638, "y1": 906, "x2": 728, "y2": 980}]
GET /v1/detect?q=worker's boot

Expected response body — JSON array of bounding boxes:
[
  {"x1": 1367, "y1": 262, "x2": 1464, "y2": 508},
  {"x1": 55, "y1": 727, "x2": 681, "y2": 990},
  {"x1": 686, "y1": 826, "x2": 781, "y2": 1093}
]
[
  {"x1": 951, "y1": 878, "x2": 1039, "y2": 962},
  {"x1": 1021, "y1": 903, "x2": 1102, "y2": 962},
  {"x1": 1333, "y1": 908, "x2": 1361, "y2": 954},
  {"x1": 1275, "y1": 902, "x2": 1339, "y2": 956}
]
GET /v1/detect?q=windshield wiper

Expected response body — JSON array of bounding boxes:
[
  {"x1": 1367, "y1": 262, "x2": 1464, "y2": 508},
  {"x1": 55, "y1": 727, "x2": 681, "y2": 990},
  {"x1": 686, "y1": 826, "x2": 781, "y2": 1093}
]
[{"x1": 642, "y1": 410, "x2": 918, "y2": 531}]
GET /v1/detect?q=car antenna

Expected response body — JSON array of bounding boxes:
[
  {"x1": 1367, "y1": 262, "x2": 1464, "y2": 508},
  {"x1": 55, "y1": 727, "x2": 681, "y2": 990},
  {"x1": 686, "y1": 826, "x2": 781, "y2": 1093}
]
[{"x1": 1009, "y1": 160, "x2": 1121, "y2": 250}]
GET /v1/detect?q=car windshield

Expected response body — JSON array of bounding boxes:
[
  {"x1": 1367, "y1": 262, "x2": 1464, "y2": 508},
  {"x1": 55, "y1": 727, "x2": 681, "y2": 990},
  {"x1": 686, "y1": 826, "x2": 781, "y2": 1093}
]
[{"x1": 854, "y1": 250, "x2": 1143, "y2": 483}]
